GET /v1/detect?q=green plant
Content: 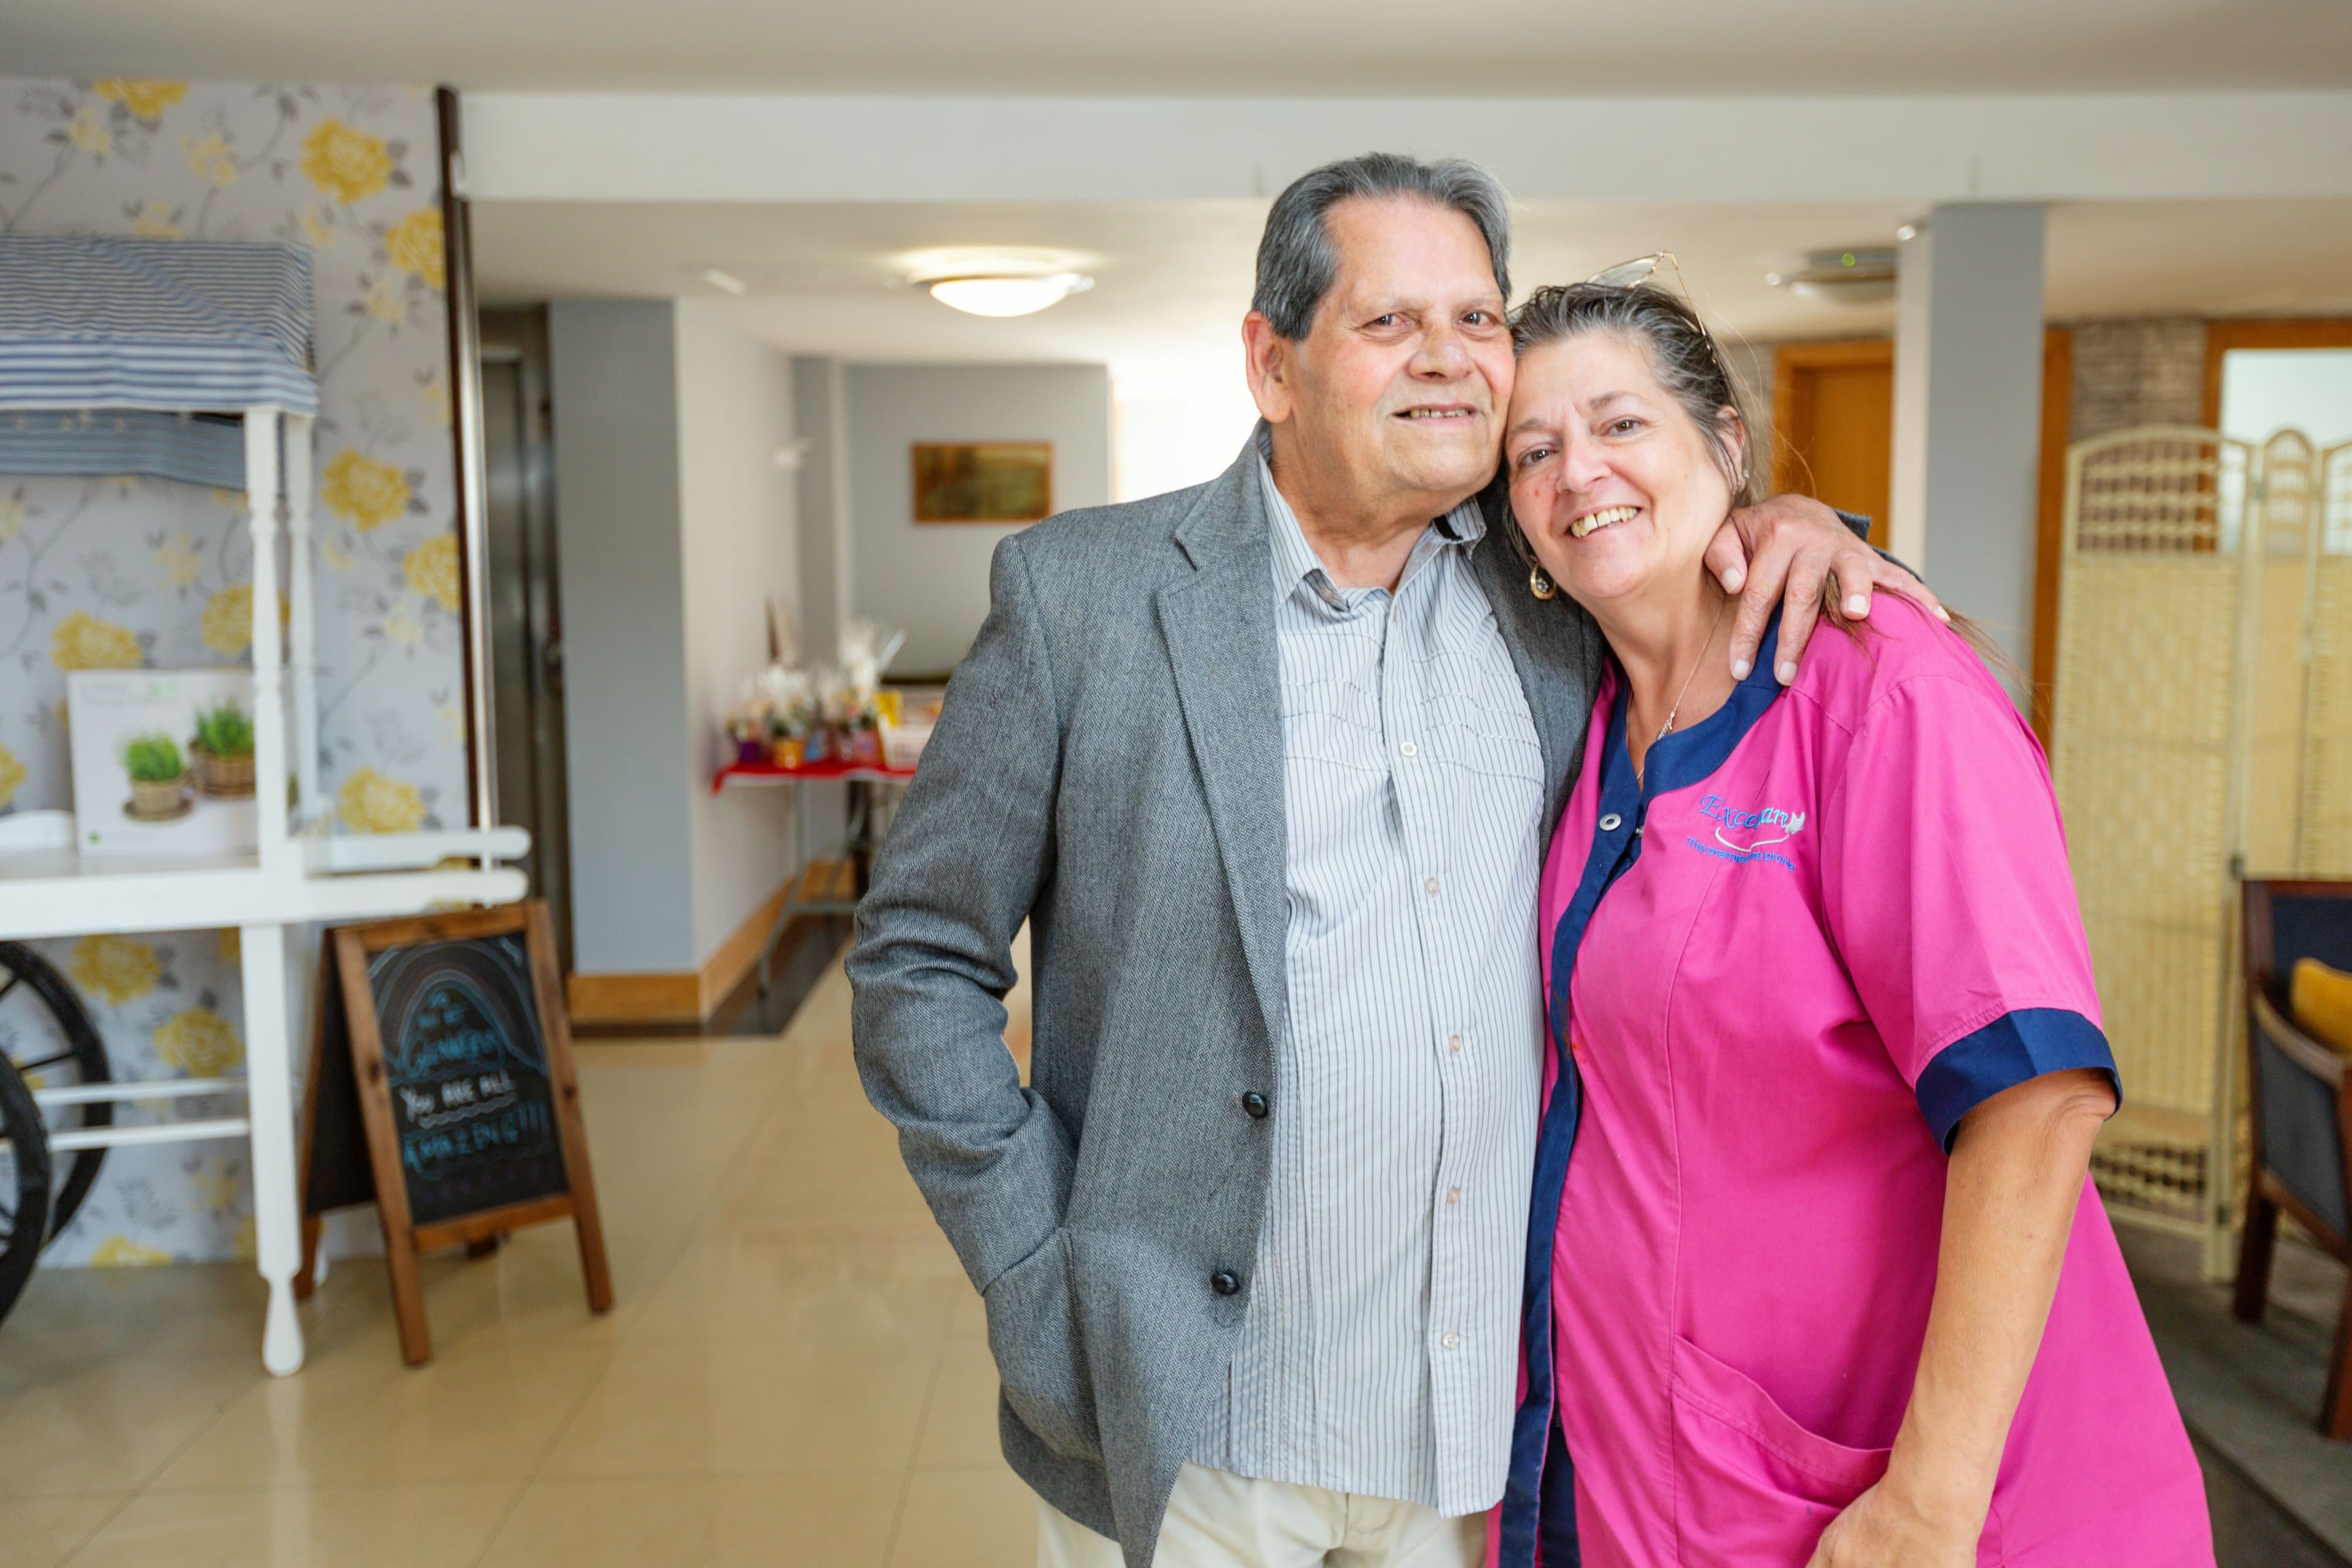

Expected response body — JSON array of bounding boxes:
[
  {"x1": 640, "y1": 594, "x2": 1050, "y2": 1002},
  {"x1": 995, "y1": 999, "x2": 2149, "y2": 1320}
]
[
  {"x1": 191, "y1": 699, "x2": 255, "y2": 758},
  {"x1": 121, "y1": 732, "x2": 185, "y2": 783}
]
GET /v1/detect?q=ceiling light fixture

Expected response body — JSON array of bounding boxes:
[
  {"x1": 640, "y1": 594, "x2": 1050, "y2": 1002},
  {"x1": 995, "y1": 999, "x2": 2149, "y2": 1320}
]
[
  {"x1": 921, "y1": 272, "x2": 1095, "y2": 318},
  {"x1": 1765, "y1": 247, "x2": 1899, "y2": 306},
  {"x1": 701, "y1": 268, "x2": 750, "y2": 296}
]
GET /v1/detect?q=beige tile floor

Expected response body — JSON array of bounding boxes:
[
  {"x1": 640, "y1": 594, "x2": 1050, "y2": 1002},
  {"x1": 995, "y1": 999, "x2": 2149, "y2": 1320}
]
[{"x1": 0, "y1": 954, "x2": 1041, "y2": 1567}]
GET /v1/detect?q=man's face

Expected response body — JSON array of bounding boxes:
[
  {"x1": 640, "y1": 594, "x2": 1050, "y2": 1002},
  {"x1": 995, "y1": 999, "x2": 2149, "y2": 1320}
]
[{"x1": 1253, "y1": 196, "x2": 1513, "y2": 516}]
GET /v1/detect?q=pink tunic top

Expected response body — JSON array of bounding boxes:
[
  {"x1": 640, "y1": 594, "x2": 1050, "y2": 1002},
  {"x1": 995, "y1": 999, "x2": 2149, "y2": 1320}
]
[{"x1": 1500, "y1": 597, "x2": 2211, "y2": 1567}]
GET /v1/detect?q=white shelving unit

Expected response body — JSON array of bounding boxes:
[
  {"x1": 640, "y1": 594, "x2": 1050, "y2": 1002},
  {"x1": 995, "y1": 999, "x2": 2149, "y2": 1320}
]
[{"x1": 0, "y1": 236, "x2": 526, "y2": 1374}]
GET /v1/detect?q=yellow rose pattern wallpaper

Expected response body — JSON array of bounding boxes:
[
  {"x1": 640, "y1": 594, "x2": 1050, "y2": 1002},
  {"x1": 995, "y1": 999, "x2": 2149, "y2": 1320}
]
[{"x1": 1, "y1": 80, "x2": 465, "y2": 1264}]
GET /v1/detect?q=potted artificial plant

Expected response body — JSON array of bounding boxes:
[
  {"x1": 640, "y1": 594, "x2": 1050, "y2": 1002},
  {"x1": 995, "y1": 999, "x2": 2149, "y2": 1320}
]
[
  {"x1": 189, "y1": 698, "x2": 257, "y2": 799},
  {"x1": 121, "y1": 731, "x2": 191, "y2": 820}
]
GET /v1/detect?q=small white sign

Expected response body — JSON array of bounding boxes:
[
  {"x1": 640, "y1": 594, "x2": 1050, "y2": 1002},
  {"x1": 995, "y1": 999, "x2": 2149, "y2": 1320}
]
[{"x1": 66, "y1": 669, "x2": 261, "y2": 858}]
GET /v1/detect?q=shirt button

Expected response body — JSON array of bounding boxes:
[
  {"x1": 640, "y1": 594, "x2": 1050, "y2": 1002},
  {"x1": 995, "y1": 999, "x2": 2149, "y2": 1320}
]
[
  {"x1": 1440, "y1": 1331, "x2": 1461, "y2": 1349},
  {"x1": 1211, "y1": 1271, "x2": 1241, "y2": 1297},
  {"x1": 1599, "y1": 813, "x2": 1623, "y2": 832},
  {"x1": 1448, "y1": 1035, "x2": 1463, "y2": 1054},
  {"x1": 1400, "y1": 740, "x2": 1418, "y2": 758},
  {"x1": 1240, "y1": 1091, "x2": 1269, "y2": 1119},
  {"x1": 1424, "y1": 876, "x2": 1441, "y2": 895},
  {"x1": 1446, "y1": 1186, "x2": 1461, "y2": 1204}
]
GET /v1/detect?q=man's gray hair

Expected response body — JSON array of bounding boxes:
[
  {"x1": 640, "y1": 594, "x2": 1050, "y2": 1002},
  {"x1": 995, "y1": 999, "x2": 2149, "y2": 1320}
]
[{"x1": 1252, "y1": 153, "x2": 1513, "y2": 341}]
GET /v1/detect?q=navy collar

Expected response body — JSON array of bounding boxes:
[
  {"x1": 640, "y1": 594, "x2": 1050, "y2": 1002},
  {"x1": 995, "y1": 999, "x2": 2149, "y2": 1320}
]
[
  {"x1": 1547, "y1": 608, "x2": 1789, "y2": 1054},
  {"x1": 1615, "y1": 609, "x2": 1788, "y2": 799}
]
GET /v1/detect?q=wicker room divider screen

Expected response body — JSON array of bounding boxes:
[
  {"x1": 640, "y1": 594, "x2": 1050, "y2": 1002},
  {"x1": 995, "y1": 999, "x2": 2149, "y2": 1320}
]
[
  {"x1": 2053, "y1": 424, "x2": 2352, "y2": 1275},
  {"x1": 2304, "y1": 442, "x2": 2352, "y2": 876},
  {"x1": 2054, "y1": 427, "x2": 2255, "y2": 1272}
]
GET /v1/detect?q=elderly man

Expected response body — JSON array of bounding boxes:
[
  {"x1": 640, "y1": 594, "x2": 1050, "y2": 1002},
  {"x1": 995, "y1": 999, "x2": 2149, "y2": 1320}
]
[{"x1": 849, "y1": 153, "x2": 1923, "y2": 1568}]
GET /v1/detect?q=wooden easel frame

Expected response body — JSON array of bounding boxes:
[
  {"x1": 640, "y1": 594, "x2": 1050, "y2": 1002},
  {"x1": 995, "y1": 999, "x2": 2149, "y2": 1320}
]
[{"x1": 294, "y1": 901, "x2": 612, "y2": 1364}]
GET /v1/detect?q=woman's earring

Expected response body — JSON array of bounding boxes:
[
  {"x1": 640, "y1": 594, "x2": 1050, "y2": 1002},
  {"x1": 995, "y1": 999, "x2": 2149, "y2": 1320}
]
[{"x1": 1529, "y1": 566, "x2": 1556, "y2": 601}]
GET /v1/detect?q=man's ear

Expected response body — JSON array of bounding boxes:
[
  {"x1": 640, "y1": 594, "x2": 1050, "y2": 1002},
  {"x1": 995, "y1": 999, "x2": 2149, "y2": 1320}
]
[{"x1": 1243, "y1": 311, "x2": 1295, "y2": 424}]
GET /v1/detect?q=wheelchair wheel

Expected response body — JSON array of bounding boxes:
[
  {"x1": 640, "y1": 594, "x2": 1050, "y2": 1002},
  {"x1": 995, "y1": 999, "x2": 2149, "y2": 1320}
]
[
  {"x1": 0, "y1": 1054, "x2": 53, "y2": 1326},
  {"x1": 0, "y1": 943, "x2": 113, "y2": 1240}
]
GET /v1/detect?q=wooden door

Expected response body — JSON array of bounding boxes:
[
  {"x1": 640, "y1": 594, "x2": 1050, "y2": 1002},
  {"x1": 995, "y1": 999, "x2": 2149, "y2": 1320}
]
[
  {"x1": 1773, "y1": 339, "x2": 1894, "y2": 547},
  {"x1": 1774, "y1": 331, "x2": 2073, "y2": 741}
]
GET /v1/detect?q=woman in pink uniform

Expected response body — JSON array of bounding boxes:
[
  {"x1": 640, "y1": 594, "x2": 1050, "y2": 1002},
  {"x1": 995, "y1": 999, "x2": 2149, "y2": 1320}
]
[{"x1": 1490, "y1": 276, "x2": 2212, "y2": 1568}]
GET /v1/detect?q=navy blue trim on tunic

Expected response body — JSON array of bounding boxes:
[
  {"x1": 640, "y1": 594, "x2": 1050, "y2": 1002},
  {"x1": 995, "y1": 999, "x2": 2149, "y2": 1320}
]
[
  {"x1": 1499, "y1": 616, "x2": 1789, "y2": 1566},
  {"x1": 1915, "y1": 1008, "x2": 2120, "y2": 1153}
]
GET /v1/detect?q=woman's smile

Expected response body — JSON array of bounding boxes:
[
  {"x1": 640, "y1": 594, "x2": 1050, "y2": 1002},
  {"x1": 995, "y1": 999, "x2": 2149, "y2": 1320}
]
[{"x1": 1569, "y1": 503, "x2": 1642, "y2": 539}]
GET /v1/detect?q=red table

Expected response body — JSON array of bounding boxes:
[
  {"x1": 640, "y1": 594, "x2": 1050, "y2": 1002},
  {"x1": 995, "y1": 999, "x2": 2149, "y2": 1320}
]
[
  {"x1": 709, "y1": 758, "x2": 917, "y2": 794},
  {"x1": 713, "y1": 757, "x2": 918, "y2": 992}
]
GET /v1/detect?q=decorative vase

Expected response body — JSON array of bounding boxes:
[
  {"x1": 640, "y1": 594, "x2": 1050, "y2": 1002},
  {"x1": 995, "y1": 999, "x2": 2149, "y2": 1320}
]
[
  {"x1": 736, "y1": 737, "x2": 766, "y2": 767},
  {"x1": 771, "y1": 736, "x2": 807, "y2": 769},
  {"x1": 846, "y1": 728, "x2": 881, "y2": 766},
  {"x1": 191, "y1": 744, "x2": 257, "y2": 799}
]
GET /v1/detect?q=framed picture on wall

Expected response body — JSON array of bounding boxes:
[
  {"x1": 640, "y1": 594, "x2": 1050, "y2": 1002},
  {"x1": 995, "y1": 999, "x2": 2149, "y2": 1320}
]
[{"x1": 911, "y1": 441, "x2": 1054, "y2": 524}]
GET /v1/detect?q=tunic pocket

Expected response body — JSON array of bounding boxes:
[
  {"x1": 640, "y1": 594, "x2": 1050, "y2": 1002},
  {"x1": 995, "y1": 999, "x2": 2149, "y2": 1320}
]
[{"x1": 1668, "y1": 1334, "x2": 1891, "y2": 1566}]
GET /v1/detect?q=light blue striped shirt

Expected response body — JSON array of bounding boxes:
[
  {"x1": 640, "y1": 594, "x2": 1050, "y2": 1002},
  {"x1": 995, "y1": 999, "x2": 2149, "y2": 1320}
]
[{"x1": 1189, "y1": 445, "x2": 1547, "y2": 1515}]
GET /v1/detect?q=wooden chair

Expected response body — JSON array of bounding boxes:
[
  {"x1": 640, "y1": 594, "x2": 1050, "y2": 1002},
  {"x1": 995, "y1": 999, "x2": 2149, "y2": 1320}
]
[{"x1": 2235, "y1": 878, "x2": 2352, "y2": 1439}]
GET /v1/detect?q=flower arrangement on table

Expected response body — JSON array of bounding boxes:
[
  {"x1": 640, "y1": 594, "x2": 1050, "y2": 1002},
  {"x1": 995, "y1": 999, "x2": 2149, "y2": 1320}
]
[{"x1": 722, "y1": 620, "x2": 908, "y2": 771}]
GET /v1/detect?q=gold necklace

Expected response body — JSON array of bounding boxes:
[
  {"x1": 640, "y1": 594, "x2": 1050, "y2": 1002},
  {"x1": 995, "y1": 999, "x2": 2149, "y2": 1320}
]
[{"x1": 1637, "y1": 597, "x2": 1728, "y2": 785}]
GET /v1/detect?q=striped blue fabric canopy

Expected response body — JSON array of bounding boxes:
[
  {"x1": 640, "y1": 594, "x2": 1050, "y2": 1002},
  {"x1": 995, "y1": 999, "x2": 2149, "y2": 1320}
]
[{"x1": 0, "y1": 235, "x2": 317, "y2": 490}]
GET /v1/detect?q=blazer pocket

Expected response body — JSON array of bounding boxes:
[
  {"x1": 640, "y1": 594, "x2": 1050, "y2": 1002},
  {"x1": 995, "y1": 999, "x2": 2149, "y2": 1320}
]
[
  {"x1": 1669, "y1": 1334, "x2": 1892, "y2": 1564},
  {"x1": 982, "y1": 1229, "x2": 1101, "y2": 1461}
]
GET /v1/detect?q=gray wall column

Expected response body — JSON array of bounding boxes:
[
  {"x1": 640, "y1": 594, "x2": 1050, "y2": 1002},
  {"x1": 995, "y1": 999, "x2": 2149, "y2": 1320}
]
[
  {"x1": 791, "y1": 355, "x2": 854, "y2": 665},
  {"x1": 790, "y1": 355, "x2": 854, "y2": 844},
  {"x1": 1888, "y1": 203, "x2": 2048, "y2": 704},
  {"x1": 547, "y1": 300, "x2": 696, "y2": 973}
]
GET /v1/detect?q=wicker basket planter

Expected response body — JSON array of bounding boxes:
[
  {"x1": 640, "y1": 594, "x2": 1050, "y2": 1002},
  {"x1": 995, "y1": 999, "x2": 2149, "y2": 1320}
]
[
  {"x1": 127, "y1": 772, "x2": 191, "y2": 820},
  {"x1": 191, "y1": 744, "x2": 257, "y2": 799}
]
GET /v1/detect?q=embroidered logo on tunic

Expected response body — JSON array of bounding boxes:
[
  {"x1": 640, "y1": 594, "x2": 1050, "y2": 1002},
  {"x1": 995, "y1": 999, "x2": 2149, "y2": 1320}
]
[{"x1": 1689, "y1": 793, "x2": 1805, "y2": 870}]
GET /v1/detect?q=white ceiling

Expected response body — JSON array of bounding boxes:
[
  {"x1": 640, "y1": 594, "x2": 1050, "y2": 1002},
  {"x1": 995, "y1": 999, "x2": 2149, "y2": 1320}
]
[
  {"x1": 6, "y1": 0, "x2": 2351, "y2": 94},
  {"x1": 471, "y1": 197, "x2": 2352, "y2": 382}
]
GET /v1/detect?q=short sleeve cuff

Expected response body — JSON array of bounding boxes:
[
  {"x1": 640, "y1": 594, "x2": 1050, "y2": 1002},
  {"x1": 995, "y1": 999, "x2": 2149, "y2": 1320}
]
[{"x1": 1915, "y1": 1008, "x2": 2120, "y2": 1153}]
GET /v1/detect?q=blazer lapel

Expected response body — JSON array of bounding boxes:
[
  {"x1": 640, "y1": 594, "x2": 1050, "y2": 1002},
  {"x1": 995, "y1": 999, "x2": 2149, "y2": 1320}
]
[{"x1": 1155, "y1": 443, "x2": 1289, "y2": 1055}]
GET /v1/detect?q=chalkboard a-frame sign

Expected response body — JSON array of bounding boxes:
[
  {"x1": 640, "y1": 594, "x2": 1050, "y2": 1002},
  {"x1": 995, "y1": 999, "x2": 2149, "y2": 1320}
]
[{"x1": 295, "y1": 901, "x2": 612, "y2": 1364}]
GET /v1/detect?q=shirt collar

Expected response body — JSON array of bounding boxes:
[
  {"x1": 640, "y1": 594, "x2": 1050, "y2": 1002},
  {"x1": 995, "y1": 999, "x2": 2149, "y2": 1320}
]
[{"x1": 1251, "y1": 423, "x2": 1488, "y2": 608}]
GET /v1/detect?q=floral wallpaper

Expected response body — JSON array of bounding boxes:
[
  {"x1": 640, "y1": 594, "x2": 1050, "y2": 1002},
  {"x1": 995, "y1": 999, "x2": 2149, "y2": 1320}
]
[{"x1": 0, "y1": 79, "x2": 467, "y2": 1264}]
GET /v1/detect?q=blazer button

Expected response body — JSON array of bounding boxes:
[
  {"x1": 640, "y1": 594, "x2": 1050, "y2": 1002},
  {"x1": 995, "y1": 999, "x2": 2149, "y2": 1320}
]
[
  {"x1": 1211, "y1": 1271, "x2": 1241, "y2": 1297},
  {"x1": 1240, "y1": 1091, "x2": 1268, "y2": 1119}
]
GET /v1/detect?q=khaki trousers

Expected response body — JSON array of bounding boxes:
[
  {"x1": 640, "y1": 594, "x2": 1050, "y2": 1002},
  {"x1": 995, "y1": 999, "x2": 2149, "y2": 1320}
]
[{"x1": 1036, "y1": 1464, "x2": 1485, "y2": 1568}]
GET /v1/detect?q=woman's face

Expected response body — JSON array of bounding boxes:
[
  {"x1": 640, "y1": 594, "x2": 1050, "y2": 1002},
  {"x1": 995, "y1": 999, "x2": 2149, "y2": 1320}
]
[{"x1": 1504, "y1": 330, "x2": 1742, "y2": 613}]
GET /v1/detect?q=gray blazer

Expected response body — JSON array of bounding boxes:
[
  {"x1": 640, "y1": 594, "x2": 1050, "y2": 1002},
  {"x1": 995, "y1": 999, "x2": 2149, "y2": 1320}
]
[{"x1": 847, "y1": 437, "x2": 1604, "y2": 1565}]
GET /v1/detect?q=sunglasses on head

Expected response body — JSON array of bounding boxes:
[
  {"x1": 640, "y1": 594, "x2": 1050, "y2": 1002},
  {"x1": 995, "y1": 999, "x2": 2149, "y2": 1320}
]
[{"x1": 1585, "y1": 251, "x2": 1720, "y2": 349}]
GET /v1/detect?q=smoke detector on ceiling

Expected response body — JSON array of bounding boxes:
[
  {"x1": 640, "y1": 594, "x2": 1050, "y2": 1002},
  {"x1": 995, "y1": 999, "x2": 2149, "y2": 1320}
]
[{"x1": 1765, "y1": 248, "x2": 1898, "y2": 306}]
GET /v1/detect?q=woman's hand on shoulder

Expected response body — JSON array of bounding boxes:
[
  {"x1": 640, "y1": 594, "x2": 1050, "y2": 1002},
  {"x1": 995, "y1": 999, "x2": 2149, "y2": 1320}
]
[{"x1": 1805, "y1": 1474, "x2": 1982, "y2": 1568}]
